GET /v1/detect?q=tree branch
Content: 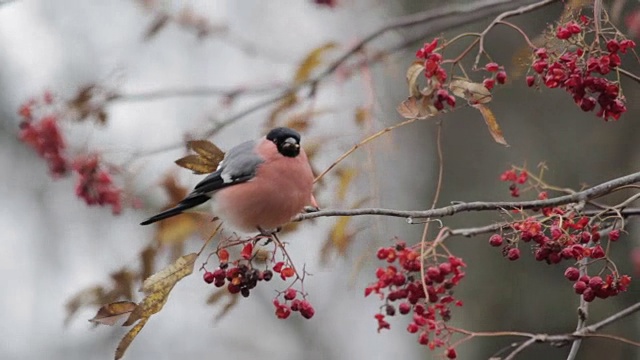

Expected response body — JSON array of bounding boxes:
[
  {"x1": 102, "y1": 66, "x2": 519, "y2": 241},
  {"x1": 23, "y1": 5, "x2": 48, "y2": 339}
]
[
  {"x1": 296, "y1": 171, "x2": 640, "y2": 221},
  {"x1": 135, "y1": 0, "x2": 560, "y2": 158}
]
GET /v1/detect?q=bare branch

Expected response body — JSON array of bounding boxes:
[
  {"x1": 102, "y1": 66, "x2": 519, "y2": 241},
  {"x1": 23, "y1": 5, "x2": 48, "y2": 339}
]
[{"x1": 296, "y1": 171, "x2": 640, "y2": 221}]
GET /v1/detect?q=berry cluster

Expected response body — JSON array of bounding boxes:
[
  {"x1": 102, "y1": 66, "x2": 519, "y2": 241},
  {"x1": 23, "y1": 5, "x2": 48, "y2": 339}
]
[
  {"x1": 526, "y1": 17, "x2": 634, "y2": 121},
  {"x1": 565, "y1": 267, "x2": 631, "y2": 302},
  {"x1": 73, "y1": 155, "x2": 123, "y2": 214},
  {"x1": 493, "y1": 168, "x2": 632, "y2": 301},
  {"x1": 500, "y1": 168, "x2": 528, "y2": 197},
  {"x1": 365, "y1": 241, "x2": 464, "y2": 357},
  {"x1": 273, "y1": 289, "x2": 315, "y2": 319},
  {"x1": 482, "y1": 62, "x2": 508, "y2": 90},
  {"x1": 18, "y1": 93, "x2": 126, "y2": 214},
  {"x1": 202, "y1": 242, "x2": 314, "y2": 319},
  {"x1": 19, "y1": 94, "x2": 68, "y2": 177},
  {"x1": 415, "y1": 39, "x2": 455, "y2": 111}
]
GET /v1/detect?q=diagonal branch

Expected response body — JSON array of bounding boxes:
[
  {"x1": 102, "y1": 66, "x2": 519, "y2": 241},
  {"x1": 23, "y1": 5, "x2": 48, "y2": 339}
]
[{"x1": 296, "y1": 171, "x2": 640, "y2": 221}]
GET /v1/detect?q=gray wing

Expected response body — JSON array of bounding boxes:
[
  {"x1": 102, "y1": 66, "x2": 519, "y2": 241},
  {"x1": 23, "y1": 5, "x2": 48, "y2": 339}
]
[{"x1": 192, "y1": 139, "x2": 264, "y2": 194}]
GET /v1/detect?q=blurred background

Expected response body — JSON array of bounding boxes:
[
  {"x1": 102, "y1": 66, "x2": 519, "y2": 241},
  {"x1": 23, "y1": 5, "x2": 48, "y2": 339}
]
[{"x1": 1, "y1": 0, "x2": 639, "y2": 359}]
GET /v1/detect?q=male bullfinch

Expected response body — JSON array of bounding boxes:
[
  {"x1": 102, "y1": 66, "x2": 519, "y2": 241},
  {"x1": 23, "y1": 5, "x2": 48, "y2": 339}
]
[{"x1": 140, "y1": 127, "x2": 315, "y2": 233}]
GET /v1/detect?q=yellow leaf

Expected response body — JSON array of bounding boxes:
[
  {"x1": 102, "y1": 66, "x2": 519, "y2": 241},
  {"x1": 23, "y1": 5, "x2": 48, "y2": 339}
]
[
  {"x1": 294, "y1": 42, "x2": 337, "y2": 84},
  {"x1": 175, "y1": 154, "x2": 219, "y2": 174},
  {"x1": 89, "y1": 301, "x2": 137, "y2": 326},
  {"x1": 396, "y1": 96, "x2": 437, "y2": 119},
  {"x1": 354, "y1": 107, "x2": 370, "y2": 126},
  {"x1": 406, "y1": 61, "x2": 425, "y2": 97},
  {"x1": 155, "y1": 214, "x2": 200, "y2": 246},
  {"x1": 140, "y1": 253, "x2": 198, "y2": 295},
  {"x1": 335, "y1": 168, "x2": 357, "y2": 202},
  {"x1": 473, "y1": 104, "x2": 509, "y2": 146},
  {"x1": 122, "y1": 253, "x2": 198, "y2": 327},
  {"x1": 187, "y1": 140, "x2": 224, "y2": 164},
  {"x1": 115, "y1": 317, "x2": 148, "y2": 360},
  {"x1": 449, "y1": 79, "x2": 492, "y2": 104}
]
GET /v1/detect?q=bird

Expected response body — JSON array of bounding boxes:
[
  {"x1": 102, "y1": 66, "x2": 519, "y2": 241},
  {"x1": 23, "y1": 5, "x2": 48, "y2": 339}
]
[{"x1": 140, "y1": 127, "x2": 316, "y2": 233}]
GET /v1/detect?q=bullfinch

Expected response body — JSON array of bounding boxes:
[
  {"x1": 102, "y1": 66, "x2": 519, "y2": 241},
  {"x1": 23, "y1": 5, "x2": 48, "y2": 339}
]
[{"x1": 140, "y1": 127, "x2": 315, "y2": 233}]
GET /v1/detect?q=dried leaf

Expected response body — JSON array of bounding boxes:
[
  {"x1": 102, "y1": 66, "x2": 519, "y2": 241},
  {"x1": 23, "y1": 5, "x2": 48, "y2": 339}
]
[
  {"x1": 294, "y1": 42, "x2": 337, "y2": 84},
  {"x1": 161, "y1": 174, "x2": 188, "y2": 202},
  {"x1": 175, "y1": 154, "x2": 218, "y2": 175},
  {"x1": 155, "y1": 214, "x2": 201, "y2": 246},
  {"x1": 396, "y1": 96, "x2": 437, "y2": 119},
  {"x1": 140, "y1": 245, "x2": 157, "y2": 281},
  {"x1": 187, "y1": 140, "x2": 224, "y2": 165},
  {"x1": 449, "y1": 79, "x2": 492, "y2": 104},
  {"x1": 90, "y1": 301, "x2": 137, "y2": 326},
  {"x1": 115, "y1": 317, "x2": 148, "y2": 360},
  {"x1": 123, "y1": 253, "x2": 198, "y2": 327},
  {"x1": 335, "y1": 168, "x2": 357, "y2": 202},
  {"x1": 406, "y1": 61, "x2": 425, "y2": 97},
  {"x1": 354, "y1": 107, "x2": 370, "y2": 126},
  {"x1": 140, "y1": 252, "x2": 198, "y2": 295},
  {"x1": 473, "y1": 104, "x2": 509, "y2": 146},
  {"x1": 320, "y1": 216, "x2": 354, "y2": 263}
]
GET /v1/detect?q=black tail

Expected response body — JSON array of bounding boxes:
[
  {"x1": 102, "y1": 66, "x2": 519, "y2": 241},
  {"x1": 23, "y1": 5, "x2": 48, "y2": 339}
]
[{"x1": 140, "y1": 194, "x2": 210, "y2": 225}]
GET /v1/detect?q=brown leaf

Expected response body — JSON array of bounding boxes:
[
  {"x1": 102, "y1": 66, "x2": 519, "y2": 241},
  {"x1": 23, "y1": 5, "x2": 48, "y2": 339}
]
[
  {"x1": 139, "y1": 245, "x2": 157, "y2": 281},
  {"x1": 175, "y1": 154, "x2": 218, "y2": 175},
  {"x1": 449, "y1": 79, "x2": 492, "y2": 104},
  {"x1": 406, "y1": 61, "x2": 425, "y2": 97},
  {"x1": 155, "y1": 214, "x2": 201, "y2": 247},
  {"x1": 115, "y1": 317, "x2": 148, "y2": 360},
  {"x1": 187, "y1": 140, "x2": 224, "y2": 165},
  {"x1": 472, "y1": 104, "x2": 509, "y2": 146},
  {"x1": 160, "y1": 174, "x2": 189, "y2": 203},
  {"x1": 90, "y1": 301, "x2": 137, "y2": 326},
  {"x1": 396, "y1": 96, "x2": 437, "y2": 119},
  {"x1": 294, "y1": 42, "x2": 337, "y2": 84}
]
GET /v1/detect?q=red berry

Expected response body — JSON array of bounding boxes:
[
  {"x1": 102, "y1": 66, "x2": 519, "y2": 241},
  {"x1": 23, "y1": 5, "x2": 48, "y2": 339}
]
[
  {"x1": 217, "y1": 249, "x2": 229, "y2": 263},
  {"x1": 609, "y1": 229, "x2": 620, "y2": 242},
  {"x1": 582, "y1": 288, "x2": 596, "y2": 302},
  {"x1": 275, "y1": 304, "x2": 291, "y2": 319},
  {"x1": 489, "y1": 234, "x2": 503, "y2": 247},
  {"x1": 300, "y1": 300, "x2": 315, "y2": 319},
  {"x1": 407, "y1": 322, "x2": 420, "y2": 333},
  {"x1": 526, "y1": 76, "x2": 536, "y2": 87},
  {"x1": 273, "y1": 261, "x2": 284, "y2": 273},
  {"x1": 564, "y1": 267, "x2": 580, "y2": 281},
  {"x1": 496, "y1": 71, "x2": 507, "y2": 84},
  {"x1": 483, "y1": 78, "x2": 495, "y2": 90},
  {"x1": 241, "y1": 243, "x2": 253, "y2": 260},
  {"x1": 588, "y1": 276, "x2": 603, "y2": 290},
  {"x1": 284, "y1": 288, "x2": 297, "y2": 301},
  {"x1": 399, "y1": 302, "x2": 411, "y2": 315},
  {"x1": 446, "y1": 348, "x2": 457, "y2": 359},
  {"x1": 566, "y1": 21, "x2": 581, "y2": 34},
  {"x1": 606, "y1": 39, "x2": 620, "y2": 53},
  {"x1": 574, "y1": 281, "x2": 587, "y2": 294},
  {"x1": 507, "y1": 248, "x2": 520, "y2": 261},
  {"x1": 485, "y1": 62, "x2": 500, "y2": 72},
  {"x1": 591, "y1": 245, "x2": 605, "y2": 259},
  {"x1": 556, "y1": 27, "x2": 572, "y2": 40},
  {"x1": 376, "y1": 247, "x2": 389, "y2": 260},
  {"x1": 263, "y1": 270, "x2": 273, "y2": 281},
  {"x1": 203, "y1": 271, "x2": 215, "y2": 284}
]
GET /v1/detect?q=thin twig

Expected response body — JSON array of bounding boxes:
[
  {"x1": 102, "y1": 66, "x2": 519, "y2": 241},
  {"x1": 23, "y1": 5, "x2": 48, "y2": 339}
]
[{"x1": 474, "y1": 0, "x2": 559, "y2": 67}]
